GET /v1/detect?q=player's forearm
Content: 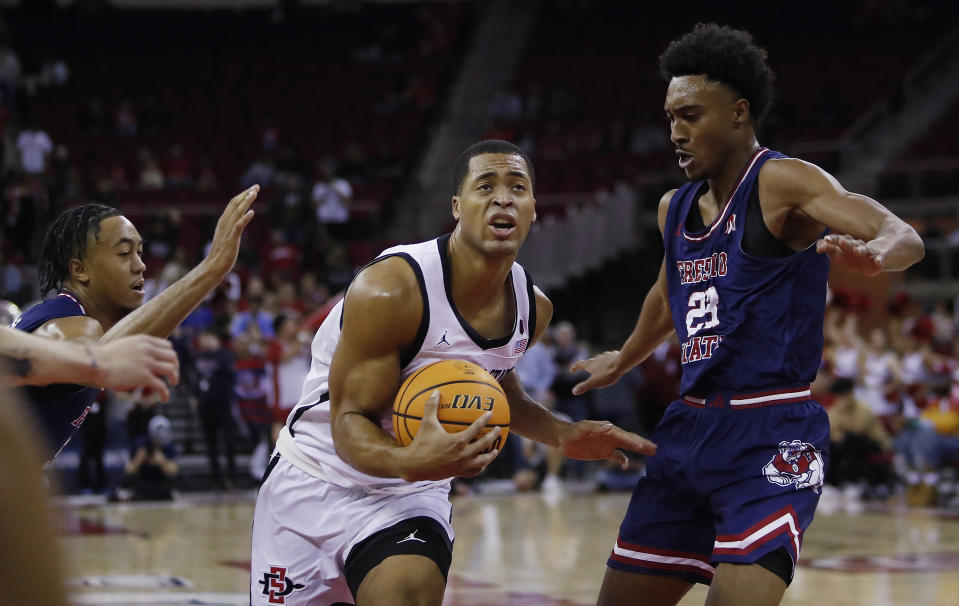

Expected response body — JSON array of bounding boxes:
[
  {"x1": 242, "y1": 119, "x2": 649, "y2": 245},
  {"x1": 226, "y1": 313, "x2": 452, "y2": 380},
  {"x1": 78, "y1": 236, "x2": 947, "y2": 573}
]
[
  {"x1": 100, "y1": 259, "x2": 223, "y2": 341},
  {"x1": 0, "y1": 328, "x2": 100, "y2": 387},
  {"x1": 509, "y1": 394, "x2": 569, "y2": 448},
  {"x1": 869, "y1": 217, "x2": 924, "y2": 272},
  {"x1": 332, "y1": 411, "x2": 408, "y2": 478},
  {"x1": 614, "y1": 288, "x2": 675, "y2": 373}
]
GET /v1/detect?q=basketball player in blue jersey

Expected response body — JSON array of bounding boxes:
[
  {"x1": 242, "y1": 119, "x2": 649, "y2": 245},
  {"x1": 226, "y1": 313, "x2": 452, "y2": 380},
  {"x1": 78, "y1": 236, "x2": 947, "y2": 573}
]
[
  {"x1": 250, "y1": 140, "x2": 656, "y2": 606},
  {"x1": 571, "y1": 24, "x2": 924, "y2": 606},
  {"x1": 13, "y1": 185, "x2": 258, "y2": 462}
]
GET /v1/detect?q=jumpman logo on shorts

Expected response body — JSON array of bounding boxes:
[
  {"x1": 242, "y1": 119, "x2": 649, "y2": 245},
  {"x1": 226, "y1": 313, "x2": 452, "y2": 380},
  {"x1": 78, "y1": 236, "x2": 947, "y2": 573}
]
[
  {"x1": 397, "y1": 530, "x2": 427, "y2": 544},
  {"x1": 436, "y1": 330, "x2": 450, "y2": 347}
]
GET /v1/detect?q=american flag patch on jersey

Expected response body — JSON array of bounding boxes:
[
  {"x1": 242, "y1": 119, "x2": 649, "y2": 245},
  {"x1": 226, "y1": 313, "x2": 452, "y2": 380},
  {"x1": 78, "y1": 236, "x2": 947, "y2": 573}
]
[{"x1": 513, "y1": 338, "x2": 528, "y2": 355}]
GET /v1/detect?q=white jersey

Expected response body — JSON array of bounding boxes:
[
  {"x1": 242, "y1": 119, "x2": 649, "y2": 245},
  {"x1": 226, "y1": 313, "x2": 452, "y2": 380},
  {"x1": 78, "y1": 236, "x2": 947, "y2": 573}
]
[{"x1": 283, "y1": 234, "x2": 537, "y2": 493}]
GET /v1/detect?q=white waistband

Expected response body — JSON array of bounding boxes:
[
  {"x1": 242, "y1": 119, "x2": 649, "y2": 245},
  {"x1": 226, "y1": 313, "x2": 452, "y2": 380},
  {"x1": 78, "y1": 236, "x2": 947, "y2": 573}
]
[{"x1": 276, "y1": 425, "x2": 442, "y2": 496}]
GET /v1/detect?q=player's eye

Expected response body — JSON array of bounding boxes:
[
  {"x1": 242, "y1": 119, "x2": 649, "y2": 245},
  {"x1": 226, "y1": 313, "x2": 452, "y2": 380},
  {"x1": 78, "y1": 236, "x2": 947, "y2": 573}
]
[
  {"x1": 513, "y1": 184, "x2": 526, "y2": 191},
  {"x1": 477, "y1": 183, "x2": 492, "y2": 191}
]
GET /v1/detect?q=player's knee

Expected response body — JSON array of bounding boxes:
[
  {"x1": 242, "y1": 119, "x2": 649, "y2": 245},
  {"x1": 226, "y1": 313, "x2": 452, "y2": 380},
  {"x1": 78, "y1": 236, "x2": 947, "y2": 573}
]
[{"x1": 355, "y1": 556, "x2": 445, "y2": 606}]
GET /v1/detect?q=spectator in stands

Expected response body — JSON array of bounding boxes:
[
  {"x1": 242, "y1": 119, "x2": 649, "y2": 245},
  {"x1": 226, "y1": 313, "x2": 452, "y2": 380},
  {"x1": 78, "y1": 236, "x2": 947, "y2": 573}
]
[
  {"x1": 116, "y1": 415, "x2": 178, "y2": 501},
  {"x1": 827, "y1": 378, "x2": 893, "y2": 500},
  {"x1": 0, "y1": 43, "x2": 20, "y2": 106},
  {"x1": 262, "y1": 229, "x2": 301, "y2": 283},
  {"x1": 78, "y1": 97, "x2": 106, "y2": 133},
  {"x1": 114, "y1": 98, "x2": 138, "y2": 135},
  {"x1": 163, "y1": 143, "x2": 194, "y2": 188},
  {"x1": 298, "y1": 271, "x2": 330, "y2": 310},
  {"x1": 194, "y1": 329, "x2": 237, "y2": 489},
  {"x1": 234, "y1": 321, "x2": 272, "y2": 477},
  {"x1": 550, "y1": 321, "x2": 592, "y2": 422},
  {"x1": 267, "y1": 313, "x2": 311, "y2": 445},
  {"x1": 196, "y1": 156, "x2": 220, "y2": 191},
  {"x1": 231, "y1": 293, "x2": 275, "y2": 340},
  {"x1": 312, "y1": 171, "x2": 353, "y2": 225},
  {"x1": 241, "y1": 155, "x2": 276, "y2": 189},
  {"x1": 138, "y1": 147, "x2": 165, "y2": 190},
  {"x1": 15, "y1": 121, "x2": 53, "y2": 175}
]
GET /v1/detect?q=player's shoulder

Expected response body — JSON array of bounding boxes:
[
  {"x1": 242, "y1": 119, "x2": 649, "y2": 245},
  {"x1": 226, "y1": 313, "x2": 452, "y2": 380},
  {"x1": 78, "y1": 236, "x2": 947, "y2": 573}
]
[
  {"x1": 657, "y1": 188, "x2": 679, "y2": 233},
  {"x1": 343, "y1": 256, "x2": 423, "y2": 332},
  {"x1": 13, "y1": 294, "x2": 100, "y2": 337},
  {"x1": 758, "y1": 157, "x2": 833, "y2": 192}
]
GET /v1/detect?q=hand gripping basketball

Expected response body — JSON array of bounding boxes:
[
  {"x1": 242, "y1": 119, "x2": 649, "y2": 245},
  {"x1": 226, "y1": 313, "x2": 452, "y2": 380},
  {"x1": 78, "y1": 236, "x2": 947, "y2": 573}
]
[{"x1": 399, "y1": 390, "x2": 502, "y2": 482}]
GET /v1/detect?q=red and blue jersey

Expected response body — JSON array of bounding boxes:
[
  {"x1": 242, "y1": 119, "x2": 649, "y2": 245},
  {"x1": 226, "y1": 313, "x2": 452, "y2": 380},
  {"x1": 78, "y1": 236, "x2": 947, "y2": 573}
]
[
  {"x1": 663, "y1": 148, "x2": 829, "y2": 397},
  {"x1": 12, "y1": 291, "x2": 102, "y2": 462}
]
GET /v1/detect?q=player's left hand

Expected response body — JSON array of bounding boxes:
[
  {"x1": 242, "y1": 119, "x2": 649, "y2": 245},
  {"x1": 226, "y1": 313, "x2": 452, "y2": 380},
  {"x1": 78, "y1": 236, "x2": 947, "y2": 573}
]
[
  {"x1": 557, "y1": 420, "x2": 657, "y2": 469},
  {"x1": 203, "y1": 185, "x2": 259, "y2": 279},
  {"x1": 816, "y1": 234, "x2": 883, "y2": 276}
]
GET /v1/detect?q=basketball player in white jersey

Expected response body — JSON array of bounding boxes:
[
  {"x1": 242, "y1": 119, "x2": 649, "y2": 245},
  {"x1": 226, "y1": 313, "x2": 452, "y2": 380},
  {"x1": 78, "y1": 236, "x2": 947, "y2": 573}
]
[{"x1": 250, "y1": 140, "x2": 656, "y2": 606}]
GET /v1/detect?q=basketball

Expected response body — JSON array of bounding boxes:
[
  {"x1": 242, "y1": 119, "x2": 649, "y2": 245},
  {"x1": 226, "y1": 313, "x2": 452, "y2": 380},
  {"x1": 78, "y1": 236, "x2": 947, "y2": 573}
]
[{"x1": 392, "y1": 360, "x2": 510, "y2": 451}]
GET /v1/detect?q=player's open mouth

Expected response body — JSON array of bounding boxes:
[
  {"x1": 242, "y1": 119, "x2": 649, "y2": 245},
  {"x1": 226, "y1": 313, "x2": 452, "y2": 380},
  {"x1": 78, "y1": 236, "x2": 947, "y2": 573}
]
[
  {"x1": 676, "y1": 150, "x2": 694, "y2": 169},
  {"x1": 488, "y1": 214, "x2": 517, "y2": 238},
  {"x1": 131, "y1": 282, "x2": 145, "y2": 296}
]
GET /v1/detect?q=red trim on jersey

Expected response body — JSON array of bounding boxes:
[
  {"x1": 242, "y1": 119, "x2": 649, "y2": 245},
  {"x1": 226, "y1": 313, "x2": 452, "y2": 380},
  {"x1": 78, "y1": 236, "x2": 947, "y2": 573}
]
[
  {"x1": 615, "y1": 538, "x2": 711, "y2": 563},
  {"x1": 608, "y1": 552, "x2": 715, "y2": 579},
  {"x1": 713, "y1": 505, "x2": 802, "y2": 558},
  {"x1": 58, "y1": 290, "x2": 87, "y2": 315},
  {"x1": 683, "y1": 148, "x2": 768, "y2": 242}
]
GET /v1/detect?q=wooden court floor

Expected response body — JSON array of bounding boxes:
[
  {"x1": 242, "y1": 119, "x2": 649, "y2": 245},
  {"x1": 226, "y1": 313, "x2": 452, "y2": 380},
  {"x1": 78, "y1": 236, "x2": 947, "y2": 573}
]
[{"x1": 60, "y1": 490, "x2": 959, "y2": 605}]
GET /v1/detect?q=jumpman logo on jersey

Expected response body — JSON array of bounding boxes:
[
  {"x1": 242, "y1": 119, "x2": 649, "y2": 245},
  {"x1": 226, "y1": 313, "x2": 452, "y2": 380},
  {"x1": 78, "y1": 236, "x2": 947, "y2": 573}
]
[
  {"x1": 396, "y1": 530, "x2": 427, "y2": 544},
  {"x1": 436, "y1": 330, "x2": 450, "y2": 347},
  {"x1": 725, "y1": 213, "x2": 737, "y2": 235}
]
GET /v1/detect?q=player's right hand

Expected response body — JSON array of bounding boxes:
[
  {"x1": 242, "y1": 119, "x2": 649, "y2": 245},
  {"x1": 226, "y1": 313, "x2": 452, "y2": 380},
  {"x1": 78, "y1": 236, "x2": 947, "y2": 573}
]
[
  {"x1": 570, "y1": 350, "x2": 623, "y2": 395},
  {"x1": 203, "y1": 185, "x2": 259, "y2": 279},
  {"x1": 399, "y1": 390, "x2": 501, "y2": 482},
  {"x1": 91, "y1": 336, "x2": 180, "y2": 401}
]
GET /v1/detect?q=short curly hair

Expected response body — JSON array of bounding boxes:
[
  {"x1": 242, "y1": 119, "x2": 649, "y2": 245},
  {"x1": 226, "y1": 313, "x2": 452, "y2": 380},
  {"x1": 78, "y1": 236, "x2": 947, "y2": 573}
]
[{"x1": 659, "y1": 23, "x2": 776, "y2": 124}]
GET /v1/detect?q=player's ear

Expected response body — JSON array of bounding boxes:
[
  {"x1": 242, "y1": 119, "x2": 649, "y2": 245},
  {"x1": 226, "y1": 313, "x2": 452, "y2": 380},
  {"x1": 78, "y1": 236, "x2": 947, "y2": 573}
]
[
  {"x1": 732, "y1": 98, "x2": 750, "y2": 128},
  {"x1": 69, "y1": 257, "x2": 90, "y2": 285},
  {"x1": 452, "y1": 196, "x2": 461, "y2": 221},
  {"x1": 531, "y1": 196, "x2": 537, "y2": 223}
]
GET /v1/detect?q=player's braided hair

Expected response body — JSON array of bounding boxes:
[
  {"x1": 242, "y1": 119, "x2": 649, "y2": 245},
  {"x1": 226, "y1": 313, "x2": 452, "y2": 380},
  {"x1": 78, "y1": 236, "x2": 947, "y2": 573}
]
[
  {"x1": 659, "y1": 23, "x2": 776, "y2": 124},
  {"x1": 38, "y1": 204, "x2": 121, "y2": 295},
  {"x1": 451, "y1": 139, "x2": 535, "y2": 196}
]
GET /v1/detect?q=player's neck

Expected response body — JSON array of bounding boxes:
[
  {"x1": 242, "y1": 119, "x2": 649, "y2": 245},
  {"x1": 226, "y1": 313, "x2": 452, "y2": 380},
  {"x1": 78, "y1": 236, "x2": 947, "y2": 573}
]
[
  {"x1": 63, "y1": 283, "x2": 125, "y2": 331},
  {"x1": 705, "y1": 140, "x2": 762, "y2": 209},
  {"x1": 446, "y1": 233, "x2": 515, "y2": 311}
]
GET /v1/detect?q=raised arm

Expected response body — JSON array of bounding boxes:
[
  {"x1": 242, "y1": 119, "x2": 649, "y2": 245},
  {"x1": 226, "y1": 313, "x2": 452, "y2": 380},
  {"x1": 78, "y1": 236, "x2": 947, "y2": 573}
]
[
  {"x1": 1, "y1": 326, "x2": 179, "y2": 399},
  {"x1": 101, "y1": 186, "x2": 259, "y2": 341},
  {"x1": 328, "y1": 258, "x2": 500, "y2": 482},
  {"x1": 570, "y1": 191, "x2": 677, "y2": 395},
  {"x1": 758, "y1": 158, "x2": 924, "y2": 274}
]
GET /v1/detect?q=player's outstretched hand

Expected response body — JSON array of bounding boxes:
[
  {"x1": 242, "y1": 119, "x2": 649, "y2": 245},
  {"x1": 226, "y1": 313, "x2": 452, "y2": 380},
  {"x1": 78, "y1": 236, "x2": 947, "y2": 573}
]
[
  {"x1": 558, "y1": 420, "x2": 657, "y2": 469},
  {"x1": 204, "y1": 185, "x2": 259, "y2": 279},
  {"x1": 90, "y1": 335, "x2": 180, "y2": 401},
  {"x1": 816, "y1": 233, "x2": 882, "y2": 276},
  {"x1": 400, "y1": 390, "x2": 501, "y2": 482},
  {"x1": 570, "y1": 350, "x2": 622, "y2": 395}
]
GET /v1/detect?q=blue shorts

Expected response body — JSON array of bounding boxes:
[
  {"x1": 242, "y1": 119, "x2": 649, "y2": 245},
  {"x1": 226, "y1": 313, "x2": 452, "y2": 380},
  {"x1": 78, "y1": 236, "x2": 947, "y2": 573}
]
[{"x1": 608, "y1": 386, "x2": 830, "y2": 585}]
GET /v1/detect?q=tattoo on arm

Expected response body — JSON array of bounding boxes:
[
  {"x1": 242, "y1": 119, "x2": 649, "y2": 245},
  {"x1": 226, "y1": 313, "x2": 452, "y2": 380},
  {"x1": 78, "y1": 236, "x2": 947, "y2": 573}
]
[
  {"x1": 84, "y1": 344, "x2": 99, "y2": 370},
  {"x1": 0, "y1": 350, "x2": 34, "y2": 378}
]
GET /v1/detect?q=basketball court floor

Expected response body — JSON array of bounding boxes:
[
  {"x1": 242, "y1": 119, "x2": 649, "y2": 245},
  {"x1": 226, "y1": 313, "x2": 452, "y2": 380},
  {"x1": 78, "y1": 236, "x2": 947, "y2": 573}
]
[{"x1": 61, "y1": 489, "x2": 958, "y2": 605}]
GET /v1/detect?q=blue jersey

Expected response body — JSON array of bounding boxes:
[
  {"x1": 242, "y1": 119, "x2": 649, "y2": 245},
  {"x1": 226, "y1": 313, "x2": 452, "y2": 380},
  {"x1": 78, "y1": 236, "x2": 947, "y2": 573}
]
[
  {"x1": 663, "y1": 148, "x2": 829, "y2": 397},
  {"x1": 12, "y1": 291, "x2": 102, "y2": 462}
]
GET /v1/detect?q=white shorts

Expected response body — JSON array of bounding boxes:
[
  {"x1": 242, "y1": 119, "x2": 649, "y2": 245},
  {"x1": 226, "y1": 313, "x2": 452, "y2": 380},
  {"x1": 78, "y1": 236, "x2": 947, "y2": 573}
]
[{"x1": 250, "y1": 456, "x2": 454, "y2": 605}]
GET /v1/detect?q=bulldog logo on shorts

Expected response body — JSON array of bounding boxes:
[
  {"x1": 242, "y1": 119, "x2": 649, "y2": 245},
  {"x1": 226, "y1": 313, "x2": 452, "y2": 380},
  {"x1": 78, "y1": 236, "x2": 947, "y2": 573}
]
[
  {"x1": 259, "y1": 566, "x2": 305, "y2": 604},
  {"x1": 762, "y1": 439, "x2": 824, "y2": 494}
]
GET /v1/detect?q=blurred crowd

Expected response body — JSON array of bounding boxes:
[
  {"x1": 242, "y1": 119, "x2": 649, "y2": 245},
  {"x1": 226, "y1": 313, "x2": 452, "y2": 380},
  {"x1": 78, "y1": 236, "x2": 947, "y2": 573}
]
[{"x1": 815, "y1": 289, "x2": 959, "y2": 507}]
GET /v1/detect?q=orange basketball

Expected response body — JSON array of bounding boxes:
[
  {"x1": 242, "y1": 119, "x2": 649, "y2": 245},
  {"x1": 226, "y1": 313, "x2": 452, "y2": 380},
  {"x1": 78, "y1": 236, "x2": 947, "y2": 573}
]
[{"x1": 392, "y1": 360, "x2": 510, "y2": 452}]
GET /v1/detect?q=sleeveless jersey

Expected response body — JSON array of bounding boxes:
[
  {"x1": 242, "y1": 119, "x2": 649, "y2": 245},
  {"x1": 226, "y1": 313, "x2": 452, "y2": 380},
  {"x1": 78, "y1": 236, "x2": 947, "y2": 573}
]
[
  {"x1": 663, "y1": 148, "x2": 829, "y2": 396},
  {"x1": 285, "y1": 233, "x2": 537, "y2": 492},
  {"x1": 11, "y1": 291, "x2": 102, "y2": 462}
]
